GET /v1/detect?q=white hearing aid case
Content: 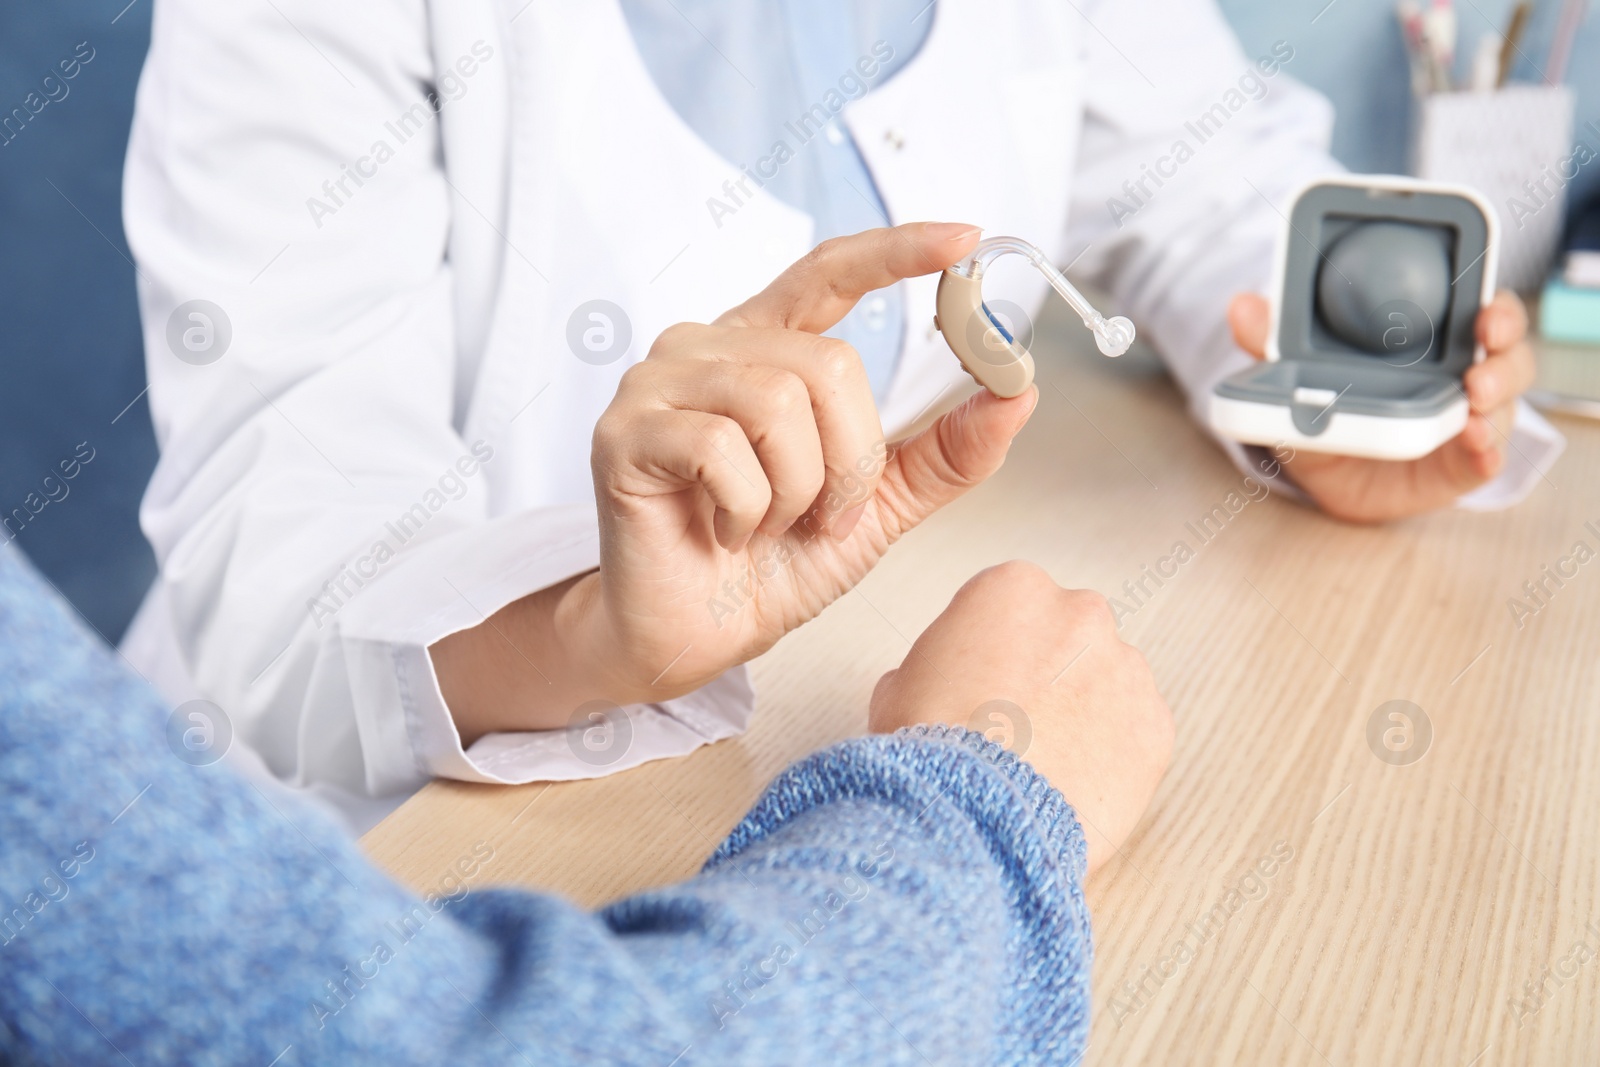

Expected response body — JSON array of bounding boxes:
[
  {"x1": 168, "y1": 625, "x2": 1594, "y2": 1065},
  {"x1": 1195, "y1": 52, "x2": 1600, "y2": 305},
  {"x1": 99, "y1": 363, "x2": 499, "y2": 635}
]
[{"x1": 1208, "y1": 175, "x2": 1498, "y2": 462}]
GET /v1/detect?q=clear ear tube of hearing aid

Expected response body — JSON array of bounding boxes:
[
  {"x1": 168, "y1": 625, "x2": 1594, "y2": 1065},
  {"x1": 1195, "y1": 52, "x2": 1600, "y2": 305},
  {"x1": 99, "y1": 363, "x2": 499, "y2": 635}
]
[{"x1": 952, "y1": 236, "x2": 1136, "y2": 357}]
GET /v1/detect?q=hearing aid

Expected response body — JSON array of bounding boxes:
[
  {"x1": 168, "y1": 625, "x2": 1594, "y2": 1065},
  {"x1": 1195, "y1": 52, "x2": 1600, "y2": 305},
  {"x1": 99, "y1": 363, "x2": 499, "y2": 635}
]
[{"x1": 934, "y1": 236, "x2": 1136, "y2": 398}]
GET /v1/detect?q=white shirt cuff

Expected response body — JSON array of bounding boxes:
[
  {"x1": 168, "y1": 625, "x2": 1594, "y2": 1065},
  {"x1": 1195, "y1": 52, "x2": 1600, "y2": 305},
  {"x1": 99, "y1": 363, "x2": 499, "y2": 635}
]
[
  {"x1": 453, "y1": 667, "x2": 753, "y2": 783},
  {"x1": 1456, "y1": 399, "x2": 1567, "y2": 511},
  {"x1": 334, "y1": 504, "x2": 756, "y2": 793}
]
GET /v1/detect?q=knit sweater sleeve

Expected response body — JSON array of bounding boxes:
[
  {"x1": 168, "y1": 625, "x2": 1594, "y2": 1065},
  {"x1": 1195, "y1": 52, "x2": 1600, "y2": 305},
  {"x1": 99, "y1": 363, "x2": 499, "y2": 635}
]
[{"x1": 0, "y1": 545, "x2": 1090, "y2": 1066}]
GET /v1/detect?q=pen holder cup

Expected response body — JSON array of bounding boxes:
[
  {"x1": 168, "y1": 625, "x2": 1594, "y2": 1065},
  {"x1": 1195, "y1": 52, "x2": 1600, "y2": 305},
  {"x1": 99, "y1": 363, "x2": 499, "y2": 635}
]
[{"x1": 1410, "y1": 84, "x2": 1576, "y2": 292}]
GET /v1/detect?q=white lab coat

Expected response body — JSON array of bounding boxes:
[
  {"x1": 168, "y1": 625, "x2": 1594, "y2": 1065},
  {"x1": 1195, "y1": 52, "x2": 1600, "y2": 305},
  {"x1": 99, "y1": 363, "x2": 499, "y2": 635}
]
[{"x1": 121, "y1": 0, "x2": 1561, "y2": 830}]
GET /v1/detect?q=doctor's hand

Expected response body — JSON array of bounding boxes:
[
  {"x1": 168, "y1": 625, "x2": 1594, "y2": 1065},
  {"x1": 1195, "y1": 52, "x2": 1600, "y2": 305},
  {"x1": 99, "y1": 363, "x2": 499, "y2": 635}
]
[
  {"x1": 1228, "y1": 291, "x2": 1535, "y2": 523},
  {"x1": 434, "y1": 223, "x2": 1037, "y2": 742},
  {"x1": 868, "y1": 562, "x2": 1174, "y2": 877}
]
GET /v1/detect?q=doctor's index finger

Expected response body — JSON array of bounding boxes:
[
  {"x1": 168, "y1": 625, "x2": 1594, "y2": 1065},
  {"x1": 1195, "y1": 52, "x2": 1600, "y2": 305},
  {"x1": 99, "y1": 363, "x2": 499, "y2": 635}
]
[{"x1": 716, "y1": 222, "x2": 982, "y2": 335}]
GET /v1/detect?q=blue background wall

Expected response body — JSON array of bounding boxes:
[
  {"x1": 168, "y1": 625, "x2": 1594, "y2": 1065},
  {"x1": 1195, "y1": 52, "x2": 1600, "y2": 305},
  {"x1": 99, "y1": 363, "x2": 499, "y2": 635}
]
[
  {"x1": 0, "y1": 1, "x2": 1595, "y2": 642},
  {"x1": 0, "y1": 1, "x2": 154, "y2": 643}
]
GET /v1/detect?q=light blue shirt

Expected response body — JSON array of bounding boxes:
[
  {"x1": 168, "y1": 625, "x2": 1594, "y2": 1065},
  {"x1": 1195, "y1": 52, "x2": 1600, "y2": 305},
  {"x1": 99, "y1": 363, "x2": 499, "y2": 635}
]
[{"x1": 619, "y1": 0, "x2": 933, "y2": 399}]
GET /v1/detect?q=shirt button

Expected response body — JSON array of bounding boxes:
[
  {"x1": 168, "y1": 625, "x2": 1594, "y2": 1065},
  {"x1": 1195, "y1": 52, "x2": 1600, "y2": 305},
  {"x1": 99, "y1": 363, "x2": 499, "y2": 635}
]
[
  {"x1": 884, "y1": 129, "x2": 906, "y2": 150},
  {"x1": 863, "y1": 295, "x2": 889, "y2": 331},
  {"x1": 824, "y1": 123, "x2": 845, "y2": 146}
]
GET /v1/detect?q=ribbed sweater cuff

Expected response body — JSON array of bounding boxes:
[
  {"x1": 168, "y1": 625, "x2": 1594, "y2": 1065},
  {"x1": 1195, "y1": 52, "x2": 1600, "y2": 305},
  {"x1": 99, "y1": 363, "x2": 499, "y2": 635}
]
[{"x1": 894, "y1": 723, "x2": 1088, "y2": 882}]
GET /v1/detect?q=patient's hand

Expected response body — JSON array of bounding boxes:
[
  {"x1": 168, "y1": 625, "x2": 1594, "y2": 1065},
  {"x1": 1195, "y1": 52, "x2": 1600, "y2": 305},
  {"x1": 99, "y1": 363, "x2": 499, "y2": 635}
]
[
  {"x1": 868, "y1": 561, "x2": 1173, "y2": 877},
  {"x1": 1228, "y1": 291, "x2": 1536, "y2": 523},
  {"x1": 435, "y1": 224, "x2": 1037, "y2": 742}
]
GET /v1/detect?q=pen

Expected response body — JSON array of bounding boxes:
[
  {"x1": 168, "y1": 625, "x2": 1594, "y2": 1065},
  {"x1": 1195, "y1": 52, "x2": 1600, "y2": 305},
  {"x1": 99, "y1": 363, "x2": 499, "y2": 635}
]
[
  {"x1": 1498, "y1": 0, "x2": 1533, "y2": 86},
  {"x1": 1398, "y1": 1, "x2": 1431, "y2": 96},
  {"x1": 1424, "y1": 0, "x2": 1456, "y2": 91},
  {"x1": 1547, "y1": 0, "x2": 1588, "y2": 84},
  {"x1": 1470, "y1": 32, "x2": 1501, "y2": 91}
]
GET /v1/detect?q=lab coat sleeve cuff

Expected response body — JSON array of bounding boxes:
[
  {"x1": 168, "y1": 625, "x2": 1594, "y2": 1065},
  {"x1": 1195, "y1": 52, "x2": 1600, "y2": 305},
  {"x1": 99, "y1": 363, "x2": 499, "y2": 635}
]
[
  {"x1": 451, "y1": 666, "x2": 755, "y2": 784},
  {"x1": 1455, "y1": 399, "x2": 1567, "y2": 511},
  {"x1": 1219, "y1": 438, "x2": 1309, "y2": 503},
  {"x1": 333, "y1": 506, "x2": 756, "y2": 794}
]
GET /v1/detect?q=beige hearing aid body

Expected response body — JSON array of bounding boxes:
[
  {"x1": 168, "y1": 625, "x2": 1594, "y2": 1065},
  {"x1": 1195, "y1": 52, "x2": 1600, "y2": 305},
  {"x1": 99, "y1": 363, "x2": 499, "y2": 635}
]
[{"x1": 934, "y1": 236, "x2": 1135, "y2": 397}]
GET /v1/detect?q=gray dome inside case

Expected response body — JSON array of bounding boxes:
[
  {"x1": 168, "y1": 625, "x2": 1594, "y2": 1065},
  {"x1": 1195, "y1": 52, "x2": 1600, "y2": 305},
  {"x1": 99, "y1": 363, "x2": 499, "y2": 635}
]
[{"x1": 1316, "y1": 221, "x2": 1453, "y2": 357}]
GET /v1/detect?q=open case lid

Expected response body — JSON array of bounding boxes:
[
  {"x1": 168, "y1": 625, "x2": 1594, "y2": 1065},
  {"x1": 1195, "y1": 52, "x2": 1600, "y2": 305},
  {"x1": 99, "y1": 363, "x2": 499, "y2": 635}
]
[{"x1": 1270, "y1": 175, "x2": 1496, "y2": 379}]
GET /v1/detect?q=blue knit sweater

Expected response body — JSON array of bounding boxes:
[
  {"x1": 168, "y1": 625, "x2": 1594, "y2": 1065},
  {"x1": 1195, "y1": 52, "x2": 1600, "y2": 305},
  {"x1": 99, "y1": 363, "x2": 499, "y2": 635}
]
[{"x1": 0, "y1": 544, "x2": 1091, "y2": 1065}]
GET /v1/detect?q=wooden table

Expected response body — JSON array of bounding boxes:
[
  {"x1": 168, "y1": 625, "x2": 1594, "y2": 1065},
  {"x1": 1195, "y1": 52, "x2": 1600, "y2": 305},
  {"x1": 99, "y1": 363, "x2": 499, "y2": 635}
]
[{"x1": 364, "y1": 308, "x2": 1600, "y2": 1065}]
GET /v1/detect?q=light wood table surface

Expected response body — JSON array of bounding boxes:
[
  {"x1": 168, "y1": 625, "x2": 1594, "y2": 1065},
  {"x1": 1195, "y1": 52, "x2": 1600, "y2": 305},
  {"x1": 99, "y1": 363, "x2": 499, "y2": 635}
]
[{"x1": 364, "y1": 309, "x2": 1600, "y2": 1065}]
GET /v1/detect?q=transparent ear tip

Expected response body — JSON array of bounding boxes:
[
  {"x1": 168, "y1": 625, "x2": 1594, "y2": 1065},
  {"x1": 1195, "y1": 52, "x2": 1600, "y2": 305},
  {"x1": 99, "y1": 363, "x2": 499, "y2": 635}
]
[{"x1": 1094, "y1": 316, "x2": 1136, "y2": 357}]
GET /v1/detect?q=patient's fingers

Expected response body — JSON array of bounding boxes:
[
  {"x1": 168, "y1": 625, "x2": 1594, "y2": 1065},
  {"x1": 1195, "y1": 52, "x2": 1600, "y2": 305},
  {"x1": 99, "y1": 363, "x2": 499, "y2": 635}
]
[
  {"x1": 597, "y1": 407, "x2": 772, "y2": 551},
  {"x1": 623, "y1": 357, "x2": 825, "y2": 535},
  {"x1": 645, "y1": 323, "x2": 885, "y2": 537},
  {"x1": 718, "y1": 222, "x2": 980, "y2": 335},
  {"x1": 1228, "y1": 293, "x2": 1271, "y2": 360}
]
